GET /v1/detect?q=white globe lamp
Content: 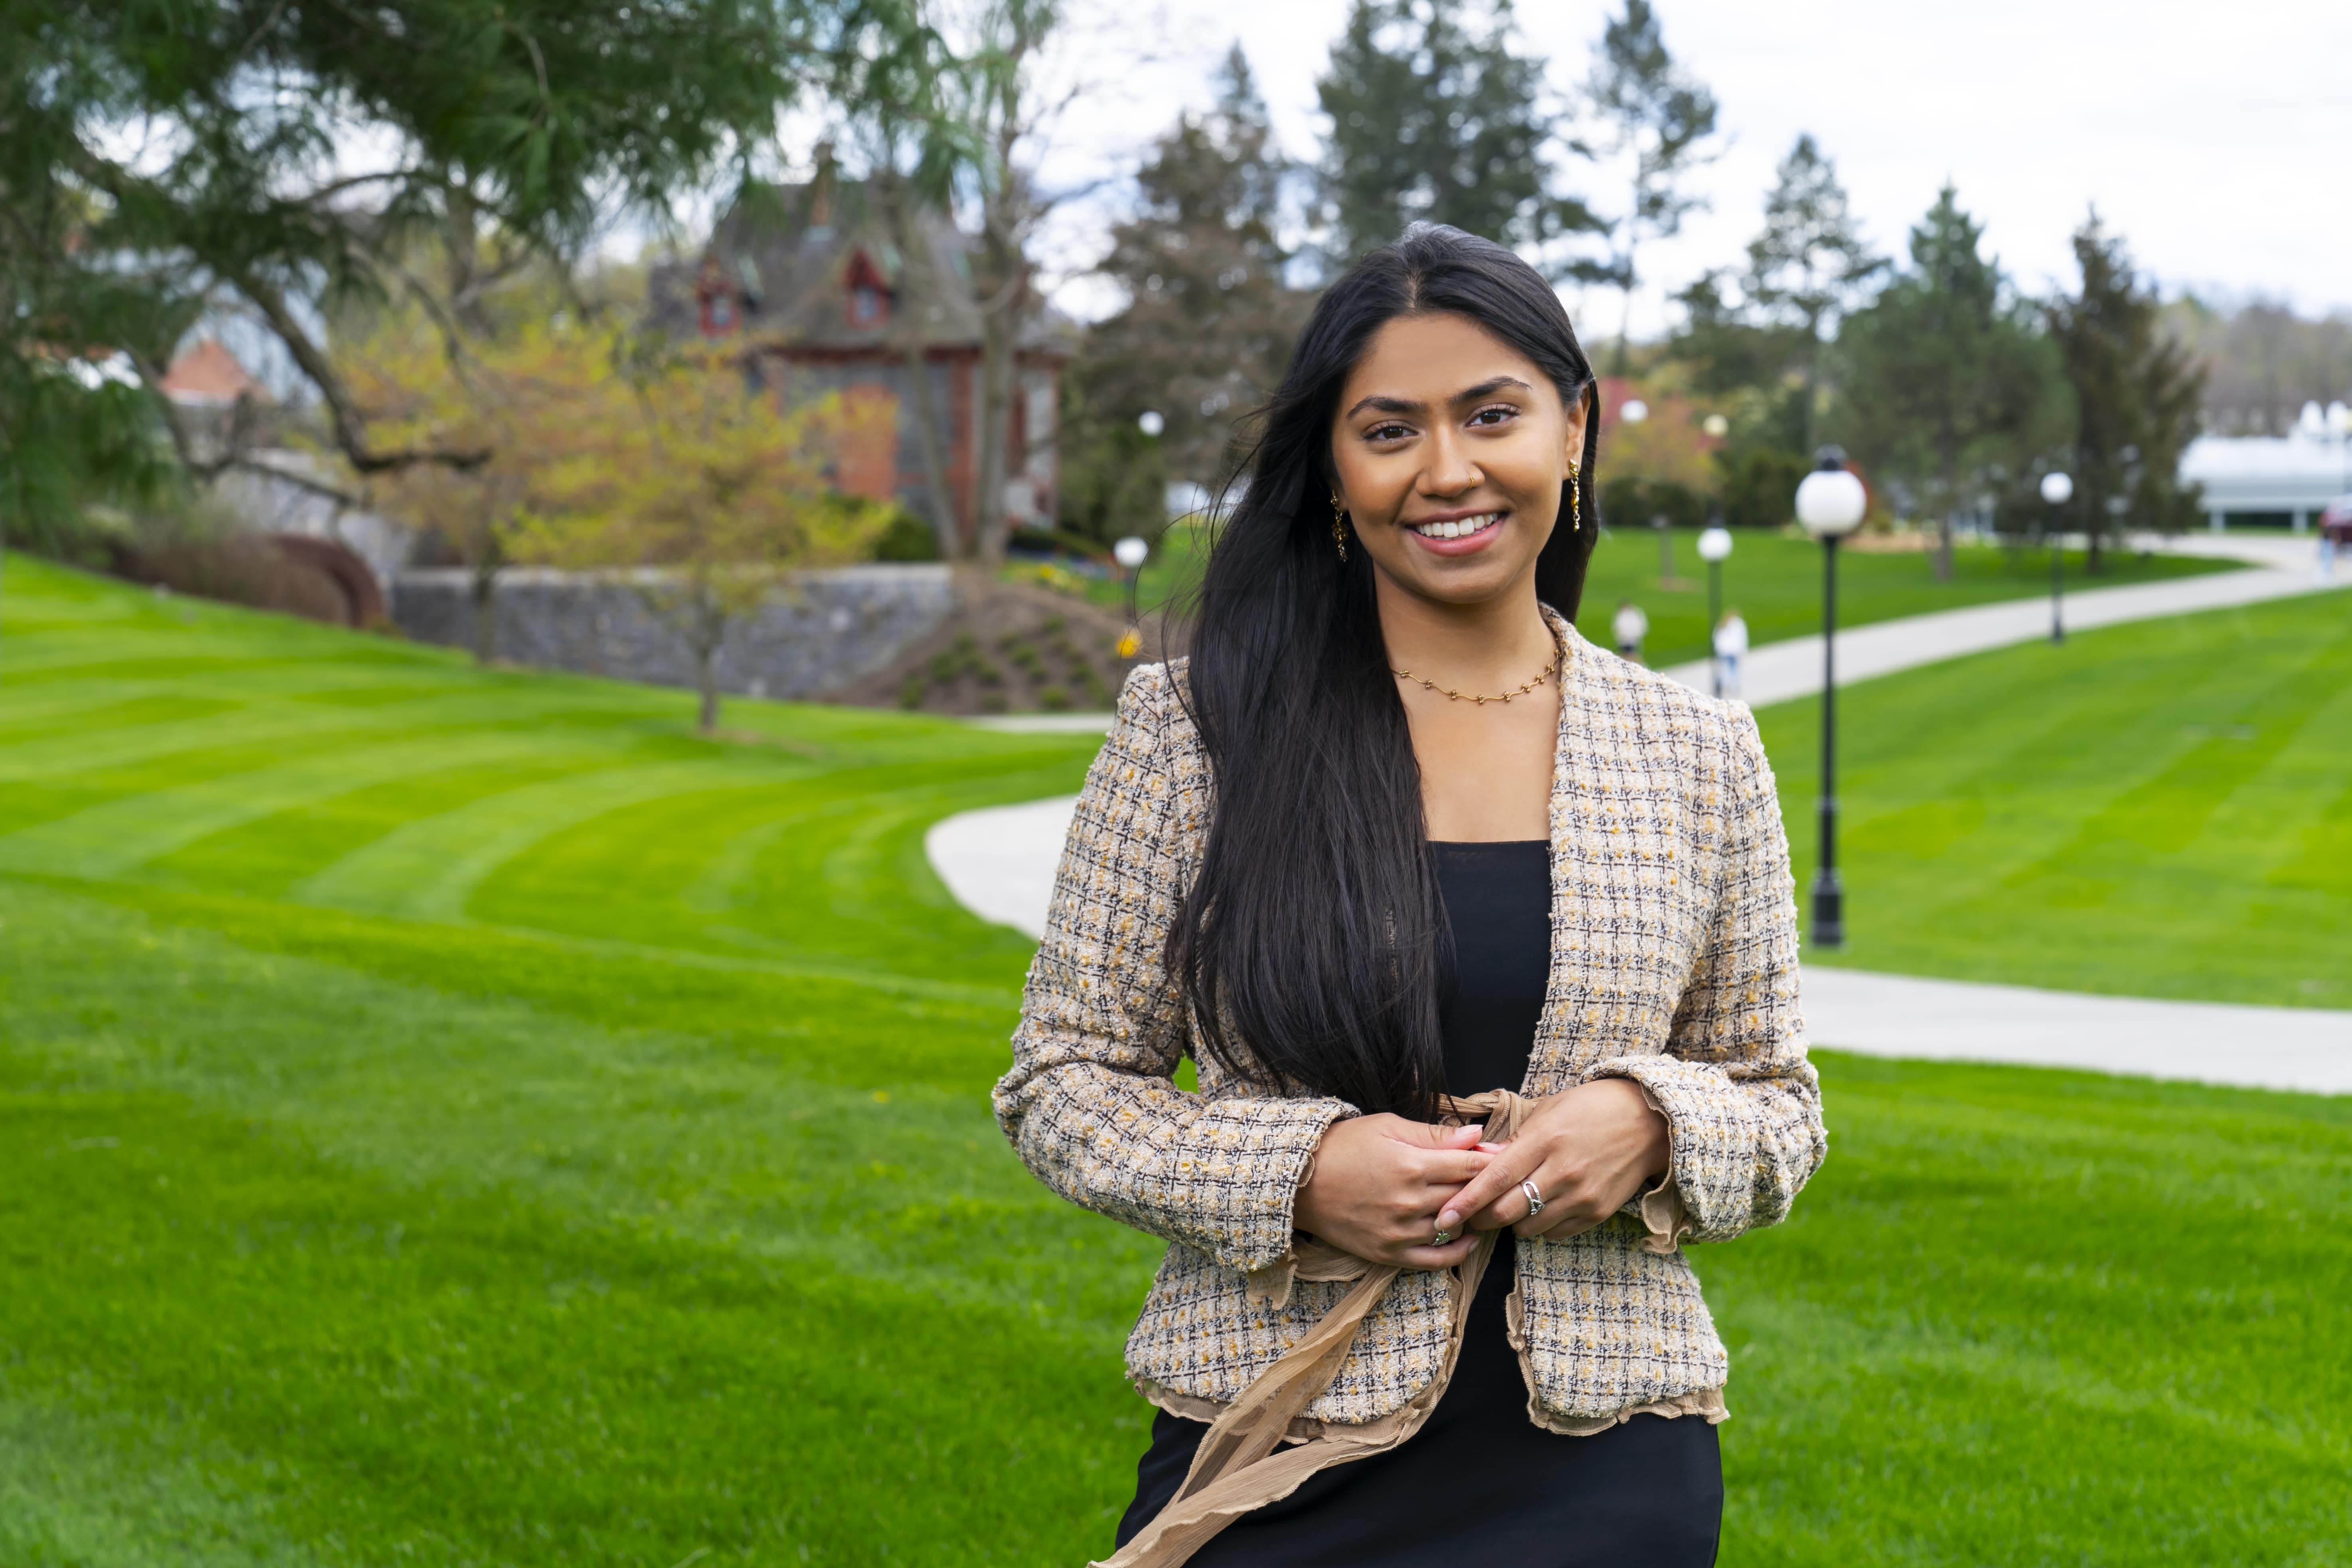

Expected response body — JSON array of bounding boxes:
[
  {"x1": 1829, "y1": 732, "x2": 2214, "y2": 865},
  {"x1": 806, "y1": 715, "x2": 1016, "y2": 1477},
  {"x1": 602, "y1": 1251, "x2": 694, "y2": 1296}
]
[
  {"x1": 1619, "y1": 398, "x2": 1650, "y2": 424},
  {"x1": 1137, "y1": 410, "x2": 1165, "y2": 438},
  {"x1": 1113, "y1": 536, "x2": 1150, "y2": 571},
  {"x1": 1795, "y1": 469, "x2": 1867, "y2": 538},
  {"x1": 1696, "y1": 526, "x2": 1732, "y2": 563},
  {"x1": 2040, "y1": 471, "x2": 2074, "y2": 506}
]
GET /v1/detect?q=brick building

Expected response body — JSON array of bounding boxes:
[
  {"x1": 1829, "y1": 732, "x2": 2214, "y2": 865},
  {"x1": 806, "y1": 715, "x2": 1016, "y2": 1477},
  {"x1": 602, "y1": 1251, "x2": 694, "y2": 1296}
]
[{"x1": 650, "y1": 162, "x2": 1073, "y2": 547}]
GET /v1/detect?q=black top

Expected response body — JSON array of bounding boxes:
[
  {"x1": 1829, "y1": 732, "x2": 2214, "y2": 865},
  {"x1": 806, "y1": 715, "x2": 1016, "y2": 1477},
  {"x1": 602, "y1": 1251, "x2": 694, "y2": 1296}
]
[{"x1": 1114, "y1": 840, "x2": 1723, "y2": 1566}]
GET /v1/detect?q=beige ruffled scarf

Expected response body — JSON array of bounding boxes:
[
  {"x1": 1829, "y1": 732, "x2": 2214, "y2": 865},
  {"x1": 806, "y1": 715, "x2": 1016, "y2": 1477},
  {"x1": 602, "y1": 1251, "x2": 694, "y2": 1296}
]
[{"x1": 1098, "y1": 1089, "x2": 1541, "y2": 1568}]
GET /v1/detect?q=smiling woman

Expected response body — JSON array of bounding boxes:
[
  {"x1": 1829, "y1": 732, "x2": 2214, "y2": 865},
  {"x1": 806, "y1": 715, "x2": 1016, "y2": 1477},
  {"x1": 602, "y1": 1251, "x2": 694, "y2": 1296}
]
[{"x1": 992, "y1": 227, "x2": 1825, "y2": 1567}]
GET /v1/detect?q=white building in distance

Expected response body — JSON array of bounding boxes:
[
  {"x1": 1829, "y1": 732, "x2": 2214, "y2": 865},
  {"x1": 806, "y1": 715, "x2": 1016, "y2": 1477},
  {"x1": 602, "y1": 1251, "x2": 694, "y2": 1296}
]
[{"x1": 2180, "y1": 400, "x2": 2352, "y2": 530}]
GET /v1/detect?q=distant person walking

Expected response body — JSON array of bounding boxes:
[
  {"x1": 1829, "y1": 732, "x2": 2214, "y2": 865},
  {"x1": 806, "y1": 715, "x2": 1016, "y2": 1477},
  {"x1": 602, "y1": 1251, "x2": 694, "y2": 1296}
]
[
  {"x1": 1713, "y1": 609, "x2": 1748, "y2": 700},
  {"x1": 1612, "y1": 599, "x2": 1649, "y2": 665},
  {"x1": 2319, "y1": 499, "x2": 2350, "y2": 583}
]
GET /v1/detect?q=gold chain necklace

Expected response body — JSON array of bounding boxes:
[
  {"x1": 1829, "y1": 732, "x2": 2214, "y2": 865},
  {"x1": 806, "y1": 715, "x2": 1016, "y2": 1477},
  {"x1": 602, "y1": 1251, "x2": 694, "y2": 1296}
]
[{"x1": 1390, "y1": 651, "x2": 1560, "y2": 705}]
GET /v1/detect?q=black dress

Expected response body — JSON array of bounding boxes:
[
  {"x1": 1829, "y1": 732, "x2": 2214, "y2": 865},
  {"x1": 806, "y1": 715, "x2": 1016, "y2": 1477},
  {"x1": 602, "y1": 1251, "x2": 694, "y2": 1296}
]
[{"x1": 1114, "y1": 840, "x2": 1723, "y2": 1566}]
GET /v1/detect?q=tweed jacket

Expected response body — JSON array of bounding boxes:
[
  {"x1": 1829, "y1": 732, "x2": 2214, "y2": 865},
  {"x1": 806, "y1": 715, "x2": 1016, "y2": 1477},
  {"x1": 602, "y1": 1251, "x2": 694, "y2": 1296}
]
[{"x1": 992, "y1": 611, "x2": 1825, "y2": 1430}]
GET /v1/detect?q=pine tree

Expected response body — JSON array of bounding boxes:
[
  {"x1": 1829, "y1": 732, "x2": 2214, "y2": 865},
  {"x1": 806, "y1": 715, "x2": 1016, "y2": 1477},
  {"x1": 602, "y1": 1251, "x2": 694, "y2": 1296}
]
[
  {"x1": 1835, "y1": 185, "x2": 2070, "y2": 579},
  {"x1": 1673, "y1": 134, "x2": 1878, "y2": 465},
  {"x1": 1062, "y1": 46, "x2": 1310, "y2": 543},
  {"x1": 1581, "y1": 0, "x2": 1720, "y2": 369},
  {"x1": 1315, "y1": 1, "x2": 1598, "y2": 267},
  {"x1": 2047, "y1": 215, "x2": 2207, "y2": 568}
]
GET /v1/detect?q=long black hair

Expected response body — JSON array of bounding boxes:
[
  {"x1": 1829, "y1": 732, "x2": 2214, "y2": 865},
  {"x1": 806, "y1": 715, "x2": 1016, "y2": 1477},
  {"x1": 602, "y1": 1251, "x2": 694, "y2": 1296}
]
[{"x1": 1166, "y1": 224, "x2": 1602, "y2": 1119}]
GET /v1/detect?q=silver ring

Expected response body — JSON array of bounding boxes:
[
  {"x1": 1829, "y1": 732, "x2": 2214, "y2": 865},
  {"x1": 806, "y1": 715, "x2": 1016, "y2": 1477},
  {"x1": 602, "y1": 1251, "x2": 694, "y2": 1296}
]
[
  {"x1": 1521, "y1": 1179, "x2": 1545, "y2": 1218},
  {"x1": 1431, "y1": 1228, "x2": 1452, "y2": 1247}
]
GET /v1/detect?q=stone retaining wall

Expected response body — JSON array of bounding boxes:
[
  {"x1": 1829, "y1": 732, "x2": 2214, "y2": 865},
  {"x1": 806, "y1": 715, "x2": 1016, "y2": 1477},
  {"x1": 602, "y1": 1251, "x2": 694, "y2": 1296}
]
[{"x1": 391, "y1": 565, "x2": 957, "y2": 700}]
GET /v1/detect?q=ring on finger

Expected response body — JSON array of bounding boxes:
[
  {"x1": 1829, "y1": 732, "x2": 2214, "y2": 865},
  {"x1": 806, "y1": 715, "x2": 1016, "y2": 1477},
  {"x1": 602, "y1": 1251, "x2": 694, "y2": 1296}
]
[
  {"x1": 1431, "y1": 1228, "x2": 1452, "y2": 1247},
  {"x1": 1521, "y1": 1179, "x2": 1545, "y2": 1219}
]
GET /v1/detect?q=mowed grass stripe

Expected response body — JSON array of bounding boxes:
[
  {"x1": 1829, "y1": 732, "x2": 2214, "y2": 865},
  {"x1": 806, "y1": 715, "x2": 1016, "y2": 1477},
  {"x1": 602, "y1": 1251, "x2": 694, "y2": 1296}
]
[
  {"x1": 0, "y1": 732, "x2": 591, "y2": 880},
  {"x1": 292, "y1": 761, "x2": 800, "y2": 920},
  {"x1": 1762, "y1": 592, "x2": 2352, "y2": 1006}
]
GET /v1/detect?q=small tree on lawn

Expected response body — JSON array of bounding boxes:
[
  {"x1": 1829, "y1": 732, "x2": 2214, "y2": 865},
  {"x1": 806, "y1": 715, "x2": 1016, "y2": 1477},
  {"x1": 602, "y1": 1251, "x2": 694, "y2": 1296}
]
[
  {"x1": 525, "y1": 341, "x2": 894, "y2": 733},
  {"x1": 344, "y1": 305, "x2": 555, "y2": 662}
]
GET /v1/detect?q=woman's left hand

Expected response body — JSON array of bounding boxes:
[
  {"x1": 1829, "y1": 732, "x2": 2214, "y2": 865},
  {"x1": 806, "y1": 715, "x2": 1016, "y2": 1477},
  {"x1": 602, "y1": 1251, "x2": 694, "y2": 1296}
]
[{"x1": 1436, "y1": 1079, "x2": 1671, "y2": 1242}]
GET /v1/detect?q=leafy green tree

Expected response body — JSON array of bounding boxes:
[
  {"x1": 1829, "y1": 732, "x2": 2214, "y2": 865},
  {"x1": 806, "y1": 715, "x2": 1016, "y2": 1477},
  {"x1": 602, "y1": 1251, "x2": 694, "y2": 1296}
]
[
  {"x1": 1066, "y1": 46, "x2": 1306, "y2": 525},
  {"x1": 1835, "y1": 185, "x2": 2070, "y2": 579},
  {"x1": 1316, "y1": 0, "x2": 1599, "y2": 266},
  {"x1": 2046, "y1": 214, "x2": 2207, "y2": 567},
  {"x1": 1580, "y1": 0, "x2": 1719, "y2": 369},
  {"x1": 3, "y1": 0, "x2": 853, "y2": 547}
]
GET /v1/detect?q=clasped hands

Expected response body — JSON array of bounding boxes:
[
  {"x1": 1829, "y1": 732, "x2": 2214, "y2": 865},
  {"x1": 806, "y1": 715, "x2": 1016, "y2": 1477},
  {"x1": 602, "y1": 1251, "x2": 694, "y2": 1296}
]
[{"x1": 1291, "y1": 1079, "x2": 1670, "y2": 1270}]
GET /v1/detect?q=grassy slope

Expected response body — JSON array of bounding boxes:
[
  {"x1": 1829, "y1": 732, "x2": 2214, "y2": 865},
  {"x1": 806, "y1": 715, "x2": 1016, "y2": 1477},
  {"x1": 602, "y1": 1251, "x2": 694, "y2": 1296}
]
[
  {"x1": 1068, "y1": 522, "x2": 2228, "y2": 672},
  {"x1": 1762, "y1": 590, "x2": 2352, "y2": 1006},
  {"x1": 1, "y1": 555, "x2": 2345, "y2": 1566}
]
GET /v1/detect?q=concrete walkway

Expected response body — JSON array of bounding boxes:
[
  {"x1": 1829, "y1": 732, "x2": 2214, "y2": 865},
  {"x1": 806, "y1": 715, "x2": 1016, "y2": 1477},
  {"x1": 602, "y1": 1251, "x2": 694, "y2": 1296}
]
[
  {"x1": 1663, "y1": 534, "x2": 2338, "y2": 706},
  {"x1": 925, "y1": 795, "x2": 2352, "y2": 1097},
  {"x1": 931, "y1": 535, "x2": 2352, "y2": 1093}
]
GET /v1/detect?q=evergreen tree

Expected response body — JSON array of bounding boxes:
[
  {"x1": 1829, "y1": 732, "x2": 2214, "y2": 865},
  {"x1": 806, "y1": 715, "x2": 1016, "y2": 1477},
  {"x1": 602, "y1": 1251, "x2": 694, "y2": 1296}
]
[
  {"x1": 1315, "y1": 1, "x2": 1598, "y2": 266},
  {"x1": 1673, "y1": 134, "x2": 1879, "y2": 479},
  {"x1": 1071, "y1": 46, "x2": 1304, "y2": 503},
  {"x1": 1581, "y1": 0, "x2": 1719, "y2": 369},
  {"x1": 2047, "y1": 214, "x2": 2207, "y2": 567},
  {"x1": 1835, "y1": 185, "x2": 2070, "y2": 578}
]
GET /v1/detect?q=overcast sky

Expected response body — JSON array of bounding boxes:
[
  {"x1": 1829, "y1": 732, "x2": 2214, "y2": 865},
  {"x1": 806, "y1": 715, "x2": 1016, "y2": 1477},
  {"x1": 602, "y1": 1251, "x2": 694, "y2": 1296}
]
[{"x1": 1028, "y1": 0, "x2": 2352, "y2": 337}]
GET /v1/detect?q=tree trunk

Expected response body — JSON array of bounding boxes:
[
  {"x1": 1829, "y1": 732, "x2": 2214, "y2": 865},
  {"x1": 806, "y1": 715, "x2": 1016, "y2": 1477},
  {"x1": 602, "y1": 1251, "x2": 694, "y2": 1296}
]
[
  {"x1": 697, "y1": 652, "x2": 720, "y2": 733},
  {"x1": 470, "y1": 559, "x2": 499, "y2": 663},
  {"x1": 693, "y1": 595, "x2": 724, "y2": 734},
  {"x1": 972, "y1": 226, "x2": 1023, "y2": 568},
  {"x1": 882, "y1": 179, "x2": 966, "y2": 560},
  {"x1": 1932, "y1": 436, "x2": 1957, "y2": 581}
]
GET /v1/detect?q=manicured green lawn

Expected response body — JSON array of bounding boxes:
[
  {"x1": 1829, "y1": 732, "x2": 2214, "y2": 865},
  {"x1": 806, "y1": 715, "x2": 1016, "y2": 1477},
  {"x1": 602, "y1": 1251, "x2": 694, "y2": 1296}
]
[
  {"x1": 1762, "y1": 589, "x2": 2352, "y2": 1007},
  {"x1": 1, "y1": 555, "x2": 2344, "y2": 1566},
  {"x1": 1021, "y1": 523, "x2": 2230, "y2": 675}
]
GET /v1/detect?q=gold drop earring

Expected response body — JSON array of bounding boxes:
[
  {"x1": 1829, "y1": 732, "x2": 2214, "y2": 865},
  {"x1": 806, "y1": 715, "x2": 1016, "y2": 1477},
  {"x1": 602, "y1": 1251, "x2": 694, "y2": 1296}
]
[
  {"x1": 1566, "y1": 460, "x2": 1582, "y2": 531},
  {"x1": 1330, "y1": 490, "x2": 1350, "y2": 560}
]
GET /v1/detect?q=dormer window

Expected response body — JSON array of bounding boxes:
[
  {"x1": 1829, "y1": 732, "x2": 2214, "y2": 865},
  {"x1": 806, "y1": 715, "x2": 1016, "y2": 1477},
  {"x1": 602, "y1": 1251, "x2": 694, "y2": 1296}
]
[{"x1": 844, "y1": 250, "x2": 892, "y2": 328}]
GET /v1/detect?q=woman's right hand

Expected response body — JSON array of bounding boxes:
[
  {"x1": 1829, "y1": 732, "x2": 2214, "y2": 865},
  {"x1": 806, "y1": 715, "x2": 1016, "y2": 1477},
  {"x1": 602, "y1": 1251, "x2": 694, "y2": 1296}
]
[{"x1": 1292, "y1": 1114, "x2": 1491, "y2": 1270}]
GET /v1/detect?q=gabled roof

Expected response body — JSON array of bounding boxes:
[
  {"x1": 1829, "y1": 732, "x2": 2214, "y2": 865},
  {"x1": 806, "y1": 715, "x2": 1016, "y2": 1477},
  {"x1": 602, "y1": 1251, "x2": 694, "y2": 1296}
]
[
  {"x1": 160, "y1": 338, "x2": 268, "y2": 405},
  {"x1": 647, "y1": 170, "x2": 1075, "y2": 357}
]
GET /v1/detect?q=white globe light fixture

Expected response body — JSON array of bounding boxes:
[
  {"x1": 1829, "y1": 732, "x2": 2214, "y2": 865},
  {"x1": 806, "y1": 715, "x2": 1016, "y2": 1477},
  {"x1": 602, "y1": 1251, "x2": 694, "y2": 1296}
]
[
  {"x1": 1701, "y1": 413, "x2": 1730, "y2": 439},
  {"x1": 1794, "y1": 469, "x2": 1867, "y2": 538},
  {"x1": 1697, "y1": 525, "x2": 1734, "y2": 696},
  {"x1": 2040, "y1": 470, "x2": 2074, "y2": 644},
  {"x1": 1137, "y1": 410, "x2": 1165, "y2": 438},
  {"x1": 1797, "y1": 451, "x2": 1866, "y2": 951},
  {"x1": 1112, "y1": 534, "x2": 1152, "y2": 649},
  {"x1": 1618, "y1": 398, "x2": 1650, "y2": 424}
]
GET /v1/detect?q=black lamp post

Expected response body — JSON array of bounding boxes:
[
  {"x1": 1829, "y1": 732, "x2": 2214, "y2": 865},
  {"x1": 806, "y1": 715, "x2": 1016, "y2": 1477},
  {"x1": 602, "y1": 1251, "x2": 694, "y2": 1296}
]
[
  {"x1": 1795, "y1": 449, "x2": 1867, "y2": 950},
  {"x1": 2041, "y1": 470, "x2": 2073, "y2": 644}
]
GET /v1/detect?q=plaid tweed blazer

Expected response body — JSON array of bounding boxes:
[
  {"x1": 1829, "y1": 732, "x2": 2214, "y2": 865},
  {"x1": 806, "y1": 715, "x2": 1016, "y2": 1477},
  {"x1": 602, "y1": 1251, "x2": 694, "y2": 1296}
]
[{"x1": 993, "y1": 611, "x2": 1825, "y2": 1430}]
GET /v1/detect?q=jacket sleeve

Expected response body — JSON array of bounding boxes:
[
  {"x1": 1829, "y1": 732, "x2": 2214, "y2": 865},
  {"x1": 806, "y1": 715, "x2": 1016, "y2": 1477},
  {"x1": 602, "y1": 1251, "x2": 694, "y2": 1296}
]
[
  {"x1": 991, "y1": 666, "x2": 1356, "y2": 1272},
  {"x1": 1591, "y1": 706, "x2": 1825, "y2": 1243}
]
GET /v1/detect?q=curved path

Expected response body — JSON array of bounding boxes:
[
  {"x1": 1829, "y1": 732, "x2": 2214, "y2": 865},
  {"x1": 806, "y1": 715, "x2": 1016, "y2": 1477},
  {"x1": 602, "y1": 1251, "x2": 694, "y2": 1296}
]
[{"x1": 931, "y1": 537, "x2": 2352, "y2": 1094}]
